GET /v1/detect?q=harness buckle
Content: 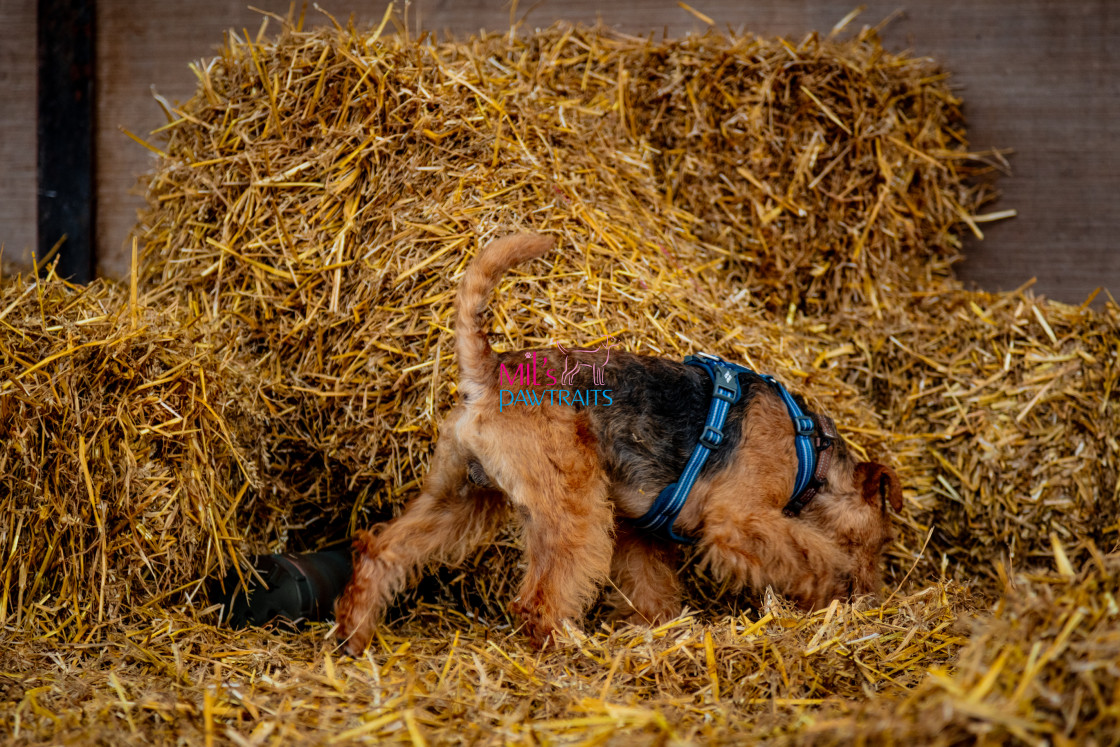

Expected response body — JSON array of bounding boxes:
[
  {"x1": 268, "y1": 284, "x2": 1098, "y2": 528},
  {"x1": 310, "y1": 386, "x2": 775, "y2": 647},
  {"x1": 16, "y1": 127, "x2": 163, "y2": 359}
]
[
  {"x1": 794, "y1": 415, "x2": 815, "y2": 436},
  {"x1": 699, "y1": 426, "x2": 724, "y2": 449},
  {"x1": 712, "y1": 384, "x2": 737, "y2": 404}
]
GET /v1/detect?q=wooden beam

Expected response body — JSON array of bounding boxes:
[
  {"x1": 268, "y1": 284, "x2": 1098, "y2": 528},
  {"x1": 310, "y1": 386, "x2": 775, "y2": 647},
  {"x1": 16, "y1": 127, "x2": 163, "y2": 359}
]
[{"x1": 37, "y1": 0, "x2": 95, "y2": 283}]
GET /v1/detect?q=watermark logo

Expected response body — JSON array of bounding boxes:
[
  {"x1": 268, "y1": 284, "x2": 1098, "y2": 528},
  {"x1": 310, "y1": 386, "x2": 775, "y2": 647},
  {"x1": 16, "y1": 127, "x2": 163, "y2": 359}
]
[{"x1": 498, "y1": 337, "x2": 618, "y2": 412}]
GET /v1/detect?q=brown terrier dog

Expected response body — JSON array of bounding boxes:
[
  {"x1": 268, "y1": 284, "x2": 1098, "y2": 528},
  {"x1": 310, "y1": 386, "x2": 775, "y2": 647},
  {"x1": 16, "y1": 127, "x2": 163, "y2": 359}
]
[{"x1": 335, "y1": 234, "x2": 902, "y2": 653}]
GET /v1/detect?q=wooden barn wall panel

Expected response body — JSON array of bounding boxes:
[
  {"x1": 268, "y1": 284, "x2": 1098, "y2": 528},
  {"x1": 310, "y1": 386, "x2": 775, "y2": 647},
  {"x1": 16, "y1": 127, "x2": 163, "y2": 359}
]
[
  {"x1": 8, "y1": 1, "x2": 1118, "y2": 303},
  {"x1": 0, "y1": 1, "x2": 37, "y2": 269}
]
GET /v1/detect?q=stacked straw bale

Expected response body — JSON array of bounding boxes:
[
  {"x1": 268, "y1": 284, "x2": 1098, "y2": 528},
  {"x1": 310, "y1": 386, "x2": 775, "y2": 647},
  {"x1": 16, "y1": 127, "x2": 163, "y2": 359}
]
[
  {"x1": 0, "y1": 272, "x2": 262, "y2": 634},
  {"x1": 5, "y1": 11, "x2": 1115, "y2": 633},
  {"x1": 847, "y1": 290, "x2": 1120, "y2": 584},
  {"x1": 621, "y1": 33, "x2": 1001, "y2": 312},
  {"x1": 133, "y1": 19, "x2": 998, "y2": 564},
  {"x1": 131, "y1": 16, "x2": 1117, "y2": 601}
]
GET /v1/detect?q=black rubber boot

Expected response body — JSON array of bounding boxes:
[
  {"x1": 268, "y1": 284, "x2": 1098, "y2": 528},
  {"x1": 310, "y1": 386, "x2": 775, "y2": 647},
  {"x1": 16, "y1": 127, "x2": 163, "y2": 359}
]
[{"x1": 217, "y1": 550, "x2": 352, "y2": 629}]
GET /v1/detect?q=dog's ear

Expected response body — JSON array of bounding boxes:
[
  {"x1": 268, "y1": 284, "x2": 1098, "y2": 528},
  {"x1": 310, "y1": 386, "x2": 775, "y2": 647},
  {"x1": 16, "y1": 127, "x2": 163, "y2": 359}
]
[{"x1": 854, "y1": 462, "x2": 903, "y2": 512}]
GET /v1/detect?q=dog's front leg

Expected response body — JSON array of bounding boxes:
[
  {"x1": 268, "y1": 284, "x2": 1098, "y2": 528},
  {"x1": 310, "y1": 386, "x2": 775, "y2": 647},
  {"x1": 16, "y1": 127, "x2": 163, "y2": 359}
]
[
  {"x1": 605, "y1": 522, "x2": 682, "y2": 626},
  {"x1": 698, "y1": 511, "x2": 852, "y2": 611}
]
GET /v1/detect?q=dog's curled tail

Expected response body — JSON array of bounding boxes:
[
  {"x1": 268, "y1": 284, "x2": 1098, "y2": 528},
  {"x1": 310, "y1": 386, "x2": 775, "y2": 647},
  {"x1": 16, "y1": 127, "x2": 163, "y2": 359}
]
[{"x1": 456, "y1": 233, "x2": 556, "y2": 399}]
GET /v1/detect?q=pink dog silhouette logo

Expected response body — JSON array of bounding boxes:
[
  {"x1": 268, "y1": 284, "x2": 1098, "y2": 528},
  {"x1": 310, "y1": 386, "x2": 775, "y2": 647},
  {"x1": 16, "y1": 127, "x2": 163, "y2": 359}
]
[
  {"x1": 554, "y1": 336, "x2": 619, "y2": 386},
  {"x1": 497, "y1": 337, "x2": 618, "y2": 412}
]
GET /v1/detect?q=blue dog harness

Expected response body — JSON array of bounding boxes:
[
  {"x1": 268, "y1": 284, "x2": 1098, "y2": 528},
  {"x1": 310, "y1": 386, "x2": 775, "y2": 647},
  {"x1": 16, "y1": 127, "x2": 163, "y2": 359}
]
[{"x1": 634, "y1": 352, "x2": 837, "y2": 544}]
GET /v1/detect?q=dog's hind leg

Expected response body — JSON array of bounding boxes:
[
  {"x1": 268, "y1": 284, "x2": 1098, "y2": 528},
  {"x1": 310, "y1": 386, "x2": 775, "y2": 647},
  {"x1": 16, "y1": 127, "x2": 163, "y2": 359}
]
[
  {"x1": 605, "y1": 522, "x2": 682, "y2": 626},
  {"x1": 502, "y1": 417, "x2": 614, "y2": 646},
  {"x1": 510, "y1": 483, "x2": 614, "y2": 646},
  {"x1": 334, "y1": 411, "x2": 507, "y2": 655}
]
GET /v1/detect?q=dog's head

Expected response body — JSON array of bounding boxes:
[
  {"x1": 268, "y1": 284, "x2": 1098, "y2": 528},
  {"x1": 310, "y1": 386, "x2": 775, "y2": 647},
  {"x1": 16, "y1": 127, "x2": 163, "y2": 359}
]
[{"x1": 813, "y1": 453, "x2": 903, "y2": 596}]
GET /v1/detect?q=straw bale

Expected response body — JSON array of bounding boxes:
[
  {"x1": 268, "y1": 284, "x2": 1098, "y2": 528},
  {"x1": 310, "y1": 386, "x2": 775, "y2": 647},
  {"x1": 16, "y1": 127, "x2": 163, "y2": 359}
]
[
  {"x1": 823, "y1": 288, "x2": 1120, "y2": 589},
  {"x1": 621, "y1": 30, "x2": 1002, "y2": 312},
  {"x1": 0, "y1": 271, "x2": 263, "y2": 635},
  {"x1": 128, "y1": 13, "x2": 1114, "y2": 609},
  {"x1": 133, "y1": 18, "x2": 994, "y2": 554}
]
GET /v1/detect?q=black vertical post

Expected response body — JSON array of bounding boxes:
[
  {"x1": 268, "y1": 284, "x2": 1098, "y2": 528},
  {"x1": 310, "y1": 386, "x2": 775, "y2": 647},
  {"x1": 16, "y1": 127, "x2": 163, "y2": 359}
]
[{"x1": 37, "y1": 0, "x2": 96, "y2": 283}]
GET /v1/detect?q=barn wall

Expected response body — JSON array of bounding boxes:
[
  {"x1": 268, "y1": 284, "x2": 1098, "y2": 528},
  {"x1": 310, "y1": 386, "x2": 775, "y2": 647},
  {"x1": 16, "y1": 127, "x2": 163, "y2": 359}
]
[
  {"x1": 0, "y1": 1, "x2": 37, "y2": 269},
  {"x1": 4, "y1": 1, "x2": 1118, "y2": 303}
]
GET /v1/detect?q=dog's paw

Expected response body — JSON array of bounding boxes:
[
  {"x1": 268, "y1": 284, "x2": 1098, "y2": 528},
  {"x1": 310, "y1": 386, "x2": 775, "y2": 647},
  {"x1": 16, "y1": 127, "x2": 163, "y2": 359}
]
[
  {"x1": 784, "y1": 569, "x2": 849, "y2": 611},
  {"x1": 337, "y1": 627, "x2": 371, "y2": 657},
  {"x1": 333, "y1": 603, "x2": 369, "y2": 656},
  {"x1": 510, "y1": 599, "x2": 559, "y2": 648},
  {"x1": 334, "y1": 578, "x2": 377, "y2": 657},
  {"x1": 818, "y1": 573, "x2": 855, "y2": 609}
]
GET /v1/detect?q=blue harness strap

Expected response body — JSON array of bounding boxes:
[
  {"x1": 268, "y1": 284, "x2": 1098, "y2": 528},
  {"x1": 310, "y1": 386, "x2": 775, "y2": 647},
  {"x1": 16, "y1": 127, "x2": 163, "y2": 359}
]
[
  {"x1": 758, "y1": 373, "x2": 819, "y2": 502},
  {"x1": 634, "y1": 352, "x2": 830, "y2": 544}
]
